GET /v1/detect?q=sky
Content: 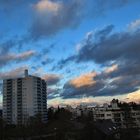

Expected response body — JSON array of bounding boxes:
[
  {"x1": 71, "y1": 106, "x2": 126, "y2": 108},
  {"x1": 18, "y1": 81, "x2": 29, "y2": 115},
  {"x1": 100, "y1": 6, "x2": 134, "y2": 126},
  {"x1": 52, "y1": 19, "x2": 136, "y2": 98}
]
[{"x1": 0, "y1": 0, "x2": 140, "y2": 108}]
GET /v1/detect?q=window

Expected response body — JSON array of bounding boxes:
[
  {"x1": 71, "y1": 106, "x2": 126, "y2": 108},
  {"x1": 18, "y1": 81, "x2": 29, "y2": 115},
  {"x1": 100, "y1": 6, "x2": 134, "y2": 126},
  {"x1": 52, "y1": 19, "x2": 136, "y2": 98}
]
[{"x1": 100, "y1": 114, "x2": 104, "y2": 117}]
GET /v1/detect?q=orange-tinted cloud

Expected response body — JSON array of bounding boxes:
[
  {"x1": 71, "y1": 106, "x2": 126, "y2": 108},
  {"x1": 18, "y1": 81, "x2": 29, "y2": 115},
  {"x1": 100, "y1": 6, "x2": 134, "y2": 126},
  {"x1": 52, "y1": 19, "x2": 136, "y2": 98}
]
[
  {"x1": 35, "y1": 0, "x2": 61, "y2": 13},
  {"x1": 69, "y1": 72, "x2": 97, "y2": 88}
]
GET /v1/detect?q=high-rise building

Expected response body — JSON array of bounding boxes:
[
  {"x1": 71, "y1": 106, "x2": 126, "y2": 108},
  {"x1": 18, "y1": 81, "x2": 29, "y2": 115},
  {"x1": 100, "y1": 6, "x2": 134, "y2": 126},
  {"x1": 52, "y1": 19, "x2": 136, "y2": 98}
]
[{"x1": 2, "y1": 70, "x2": 47, "y2": 125}]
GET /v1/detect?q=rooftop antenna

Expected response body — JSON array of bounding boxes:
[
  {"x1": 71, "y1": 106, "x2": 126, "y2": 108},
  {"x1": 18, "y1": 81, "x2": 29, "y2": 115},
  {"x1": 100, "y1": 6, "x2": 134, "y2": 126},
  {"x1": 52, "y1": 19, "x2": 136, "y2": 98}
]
[{"x1": 25, "y1": 69, "x2": 28, "y2": 77}]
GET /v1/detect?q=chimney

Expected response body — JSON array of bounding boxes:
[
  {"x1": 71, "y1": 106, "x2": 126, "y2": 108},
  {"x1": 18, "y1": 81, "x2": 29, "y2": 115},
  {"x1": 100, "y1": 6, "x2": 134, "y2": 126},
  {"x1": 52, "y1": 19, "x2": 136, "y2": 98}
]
[{"x1": 25, "y1": 69, "x2": 28, "y2": 77}]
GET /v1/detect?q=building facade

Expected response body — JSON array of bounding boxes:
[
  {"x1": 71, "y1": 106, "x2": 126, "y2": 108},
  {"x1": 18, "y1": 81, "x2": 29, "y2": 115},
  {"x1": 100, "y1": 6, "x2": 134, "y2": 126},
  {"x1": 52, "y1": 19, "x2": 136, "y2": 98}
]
[
  {"x1": 3, "y1": 70, "x2": 47, "y2": 125},
  {"x1": 92, "y1": 100, "x2": 140, "y2": 128}
]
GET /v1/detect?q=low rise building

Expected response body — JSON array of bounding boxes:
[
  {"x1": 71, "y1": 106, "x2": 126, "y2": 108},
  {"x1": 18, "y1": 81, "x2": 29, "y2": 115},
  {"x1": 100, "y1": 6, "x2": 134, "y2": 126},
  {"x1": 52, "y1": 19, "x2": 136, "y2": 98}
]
[{"x1": 93, "y1": 99, "x2": 140, "y2": 128}]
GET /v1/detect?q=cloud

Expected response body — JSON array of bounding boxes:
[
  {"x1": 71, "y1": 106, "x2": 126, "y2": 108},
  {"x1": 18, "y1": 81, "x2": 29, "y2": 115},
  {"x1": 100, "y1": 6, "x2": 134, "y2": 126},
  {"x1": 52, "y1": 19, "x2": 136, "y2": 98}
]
[
  {"x1": 68, "y1": 72, "x2": 97, "y2": 88},
  {"x1": 28, "y1": 0, "x2": 140, "y2": 40},
  {"x1": 0, "y1": 50, "x2": 36, "y2": 67},
  {"x1": 32, "y1": 43, "x2": 56, "y2": 66},
  {"x1": 128, "y1": 18, "x2": 140, "y2": 31},
  {"x1": 57, "y1": 24, "x2": 140, "y2": 67},
  {"x1": 0, "y1": 0, "x2": 139, "y2": 41},
  {"x1": 75, "y1": 25, "x2": 122, "y2": 64},
  {"x1": 52, "y1": 55, "x2": 76, "y2": 71},
  {"x1": 54, "y1": 25, "x2": 115, "y2": 70},
  {"x1": 0, "y1": 66, "x2": 28, "y2": 96},
  {"x1": 50, "y1": 23, "x2": 140, "y2": 99},
  {"x1": 42, "y1": 73, "x2": 62, "y2": 86},
  {"x1": 35, "y1": 0, "x2": 61, "y2": 13},
  {"x1": 127, "y1": 89, "x2": 140, "y2": 103},
  {"x1": 41, "y1": 58, "x2": 54, "y2": 65},
  {"x1": 97, "y1": 75, "x2": 140, "y2": 97},
  {"x1": 48, "y1": 96, "x2": 99, "y2": 107},
  {"x1": 47, "y1": 87, "x2": 61, "y2": 99},
  {"x1": 61, "y1": 72, "x2": 105, "y2": 99},
  {"x1": 0, "y1": 66, "x2": 28, "y2": 80},
  {"x1": 16, "y1": 50, "x2": 36, "y2": 60},
  {"x1": 0, "y1": 40, "x2": 14, "y2": 54},
  {"x1": 61, "y1": 61, "x2": 140, "y2": 99},
  {"x1": 104, "y1": 64, "x2": 118, "y2": 74},
  {"x1": 29, "y1": 0, "x2": 84, "y2": 40}
]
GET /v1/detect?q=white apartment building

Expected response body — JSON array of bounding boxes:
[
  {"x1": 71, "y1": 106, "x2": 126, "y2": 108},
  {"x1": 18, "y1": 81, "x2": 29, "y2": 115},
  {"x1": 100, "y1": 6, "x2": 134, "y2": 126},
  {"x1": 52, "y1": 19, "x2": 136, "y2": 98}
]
[
  {"x1": 3, "y1": 70, "x2": 47, "y2": 125},
  {"x1": 92, "y1": 100, "x2": 140, "y2": 128}
]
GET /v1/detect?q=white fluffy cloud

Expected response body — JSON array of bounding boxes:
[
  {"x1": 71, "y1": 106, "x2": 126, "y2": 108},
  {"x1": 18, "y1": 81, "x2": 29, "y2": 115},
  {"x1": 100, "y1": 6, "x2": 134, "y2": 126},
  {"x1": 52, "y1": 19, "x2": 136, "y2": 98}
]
[{"x1": 128, "y1": 18, "x2": 140, "y2": 31}]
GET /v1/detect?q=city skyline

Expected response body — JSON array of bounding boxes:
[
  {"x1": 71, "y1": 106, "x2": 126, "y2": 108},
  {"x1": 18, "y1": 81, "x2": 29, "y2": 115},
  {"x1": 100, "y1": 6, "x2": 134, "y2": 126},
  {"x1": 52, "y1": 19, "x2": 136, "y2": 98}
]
[{"x1": 0, "y1": 0, "x2": 140, "y2": 108}]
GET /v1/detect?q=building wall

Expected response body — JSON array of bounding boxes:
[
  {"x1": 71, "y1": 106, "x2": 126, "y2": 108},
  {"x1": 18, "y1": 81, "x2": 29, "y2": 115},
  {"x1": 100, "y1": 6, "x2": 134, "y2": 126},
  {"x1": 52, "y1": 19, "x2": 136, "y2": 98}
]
[
  {"x1": 3, "y1": 71, "x2": 47, "y2": 125},
  {"x1": 92, "y1": 106, "x2": 140, "y2": 128}
]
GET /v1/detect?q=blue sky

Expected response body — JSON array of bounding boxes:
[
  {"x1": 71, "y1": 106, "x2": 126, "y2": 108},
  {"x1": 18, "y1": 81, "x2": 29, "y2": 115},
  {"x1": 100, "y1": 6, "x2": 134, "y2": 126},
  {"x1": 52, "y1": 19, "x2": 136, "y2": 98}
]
[{"x1": 0, "y1": 0, "x2": 140, "y2": 107}]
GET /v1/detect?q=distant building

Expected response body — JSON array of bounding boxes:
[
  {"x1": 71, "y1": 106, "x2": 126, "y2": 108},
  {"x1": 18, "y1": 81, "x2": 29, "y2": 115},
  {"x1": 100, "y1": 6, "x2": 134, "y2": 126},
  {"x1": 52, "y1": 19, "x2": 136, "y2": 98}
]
[
  {"x1": 68, "y1": 99, "x2": 140, "y2": 129},
  {"x1": 3, "y1": 70, "x2": 47, "y2": 125},
  {"x1": 93, "y1": 99, "x2": 140, "y2": 128},
  {"x1": 71, "y1": 105, "x2": 93, "y2": 119}
]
